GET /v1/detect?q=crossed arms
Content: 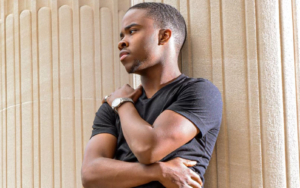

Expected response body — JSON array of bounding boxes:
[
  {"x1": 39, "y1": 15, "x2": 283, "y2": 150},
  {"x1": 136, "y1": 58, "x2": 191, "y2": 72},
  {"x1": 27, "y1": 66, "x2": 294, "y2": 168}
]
[{"x1": 81, "y1": 85, "x2": 204, "y2": 188}]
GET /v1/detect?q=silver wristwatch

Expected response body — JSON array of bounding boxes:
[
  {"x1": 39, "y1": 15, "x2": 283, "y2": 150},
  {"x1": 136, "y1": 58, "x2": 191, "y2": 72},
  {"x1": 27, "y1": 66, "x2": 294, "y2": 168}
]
[{"x1": 111, "y1": 98, "x2": 134, "y2": 113}]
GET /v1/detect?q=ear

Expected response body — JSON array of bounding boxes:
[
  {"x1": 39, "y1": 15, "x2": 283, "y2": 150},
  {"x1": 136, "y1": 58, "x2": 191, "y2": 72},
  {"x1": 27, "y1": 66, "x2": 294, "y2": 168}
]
[{"x1": 158, "y1": 29, "x2": 172, "y2": 45}]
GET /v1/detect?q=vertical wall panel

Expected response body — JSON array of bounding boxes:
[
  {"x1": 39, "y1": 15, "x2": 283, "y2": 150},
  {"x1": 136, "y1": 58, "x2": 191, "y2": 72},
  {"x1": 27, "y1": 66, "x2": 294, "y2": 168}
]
[
  {"x1": 20, "y1": 10, "x2": 33, "y2": 188},
  {"x1": 222, "y1": 1, "x2": 251, "y2": 187},
  {"x1": 94, "y1": 0, "x2": 102, "y2": 108},
  {"x1": 38, "y1": 7, "x2": 54, "y2": 188},
  {"x1": 256, "y1": 1, "x2": 286, "y2": 187},
  {"x1": 280, "y1": 1, "x2": 300, "y2": 188},
  {"x1": 14, "y1": 2, "x2": 21, "y2": 188},
  {"x1": 189, "y1": 0, "x2": 211, "y2": 79},
  {"x1": 59, "y1": 5, "x2": 76, "y2": 188},
  {"x1": 245, "y1": 0, "x2": 263, "y2": 187},
  {"x1": 100, "y1": 7, "x2": 114, "y2": 94},
  {"x1": 0, "y1": 1, "x2": 5, "y2": 188},
  {"x1": 51, "y1": 2, "x2": 61, "y2": 188},
  {"x1": 112, "y1": 0, "x2": 120, "y2": 90},
  {"x1": 72, "y1": 1, "x2": 84, "y2": 188},
  {"x1": 30, "y1": 1, "x2": 40, "y2": 188},
  {"x1": 206, "y1": 0, "x2": 225, "y2": 187},
  {"x1": 80, "y1": 5, "x2": 95, "y2": 147},
  {"x1": 6, "y1": 14, "x2": 16, "y2": 188},
  {"x1": 292, "y1": 0, "x2": 300, "y2": 180}
]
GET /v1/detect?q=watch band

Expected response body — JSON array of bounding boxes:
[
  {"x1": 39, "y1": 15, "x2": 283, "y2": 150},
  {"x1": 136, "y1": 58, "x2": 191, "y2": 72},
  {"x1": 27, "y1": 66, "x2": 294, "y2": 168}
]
[{"x1": 112, "y1": 98, "x2": 134, "y2": 113}]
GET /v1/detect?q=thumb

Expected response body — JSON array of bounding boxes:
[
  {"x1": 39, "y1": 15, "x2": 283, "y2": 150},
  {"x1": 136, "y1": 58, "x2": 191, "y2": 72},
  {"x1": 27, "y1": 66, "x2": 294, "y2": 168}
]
[{"x1": 181, "y1": 159, "x2": 197, "y2": 167}]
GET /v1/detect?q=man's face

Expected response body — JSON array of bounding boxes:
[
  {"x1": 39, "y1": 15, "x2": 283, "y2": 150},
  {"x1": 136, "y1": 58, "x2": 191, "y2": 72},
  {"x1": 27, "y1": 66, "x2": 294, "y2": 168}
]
[{"x1": 119, "y1": 9, "x2": 161, "y2": 74}]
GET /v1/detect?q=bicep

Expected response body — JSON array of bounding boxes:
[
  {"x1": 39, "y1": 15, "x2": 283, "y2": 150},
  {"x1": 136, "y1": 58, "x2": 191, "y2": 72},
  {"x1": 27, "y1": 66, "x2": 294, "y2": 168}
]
[
  {"x1": 151, "y1": 110, "x2": 199, "y2": 161},
  {"x1": 83, "y1": 133, "x2": 117, "y2": 165}
]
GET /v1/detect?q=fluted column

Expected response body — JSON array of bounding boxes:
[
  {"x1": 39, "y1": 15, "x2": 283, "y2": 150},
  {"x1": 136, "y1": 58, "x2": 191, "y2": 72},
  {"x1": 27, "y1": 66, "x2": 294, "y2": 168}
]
[
  {"x1": 0, "y1": 1, "x2": 131, "y2": 188},
  {"x1": 1, "y1": 0, "x2": 300, "y2": 188}
]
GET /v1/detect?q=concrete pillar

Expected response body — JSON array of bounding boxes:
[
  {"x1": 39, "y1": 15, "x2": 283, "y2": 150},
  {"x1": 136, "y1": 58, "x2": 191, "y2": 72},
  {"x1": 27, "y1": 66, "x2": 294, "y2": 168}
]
[
  {"x1": 0, "y1": 0, "x2": 300, "y2": 188},
  {"x1": 0, "y1": 0, "x2": 131, "y2": 188}
]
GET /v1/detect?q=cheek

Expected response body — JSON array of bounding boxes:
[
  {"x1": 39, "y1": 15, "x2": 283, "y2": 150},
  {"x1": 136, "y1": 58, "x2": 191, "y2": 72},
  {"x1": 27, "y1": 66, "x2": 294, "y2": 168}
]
[{"x1": 142, "y1": 35, "x2": 158, "y2": 53}]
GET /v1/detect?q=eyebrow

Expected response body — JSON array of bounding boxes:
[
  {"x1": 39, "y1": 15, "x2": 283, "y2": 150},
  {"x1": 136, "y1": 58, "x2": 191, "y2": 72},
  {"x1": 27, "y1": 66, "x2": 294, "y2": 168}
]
[{"x1": 120, "y1": 23, "x2": 140, "y2": 37}]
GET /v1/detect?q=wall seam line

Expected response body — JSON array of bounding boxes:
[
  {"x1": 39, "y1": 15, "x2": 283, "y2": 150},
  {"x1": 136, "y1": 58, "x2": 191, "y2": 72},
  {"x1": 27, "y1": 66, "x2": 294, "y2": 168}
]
[
  {"x1": 254, "y1": 0, "x2": 265, "y2": 187},
  {"x1": 278, "y1": 1, "x2": 289, "y2": 187},
  {"x1": 18, "y1": 10, "x2": 22, "y2": 188},
  {"x1": 291, "y1": 0, "x2": 300, "y2": 183},
  {"x1": 12, "y1": 11, "x2": 17, "y2": 188},
  {"x1": 244, "y1": 0, "x2": 253, "y2": 187},
  {"x1": 187, "y1": 0, "x2": 192, "y2": 77},
  {"x1": 209, "y1": 0, "x2": 213, "y2": 83},
  {"x1": 219, "y1": 0, "x2": 230, "y2": 187},
  {"x1": 0, "y1": 2, "x2": 2, "y2": 187},
  {"x1": 36, "y1": 6, "x2": 41, "y2": 188},
  {"x1": 71, "y1": 5, "x2": 77, "y2": 187},
  {"x1": 4, "y1": 11, "x2": 7, "y2": 188},
  {"x1": 79, "y1": 5, "x2": 84, "y2": 164},
  {"x1": 56, "y1": 7, "x2": 62, "y2": 188},
  {"x1": 30, "y1": 10, "x2": 34, "y2": 188}
]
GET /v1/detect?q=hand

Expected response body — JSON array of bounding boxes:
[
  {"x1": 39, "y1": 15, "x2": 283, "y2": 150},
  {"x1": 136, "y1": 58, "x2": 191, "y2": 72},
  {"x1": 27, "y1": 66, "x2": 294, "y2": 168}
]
[
  {"x1": 157, "y1": 158, "x2": 202, "y2": 188},
  {"x1": 102, "y1": 84, "x2": 143, "y2": 106}
]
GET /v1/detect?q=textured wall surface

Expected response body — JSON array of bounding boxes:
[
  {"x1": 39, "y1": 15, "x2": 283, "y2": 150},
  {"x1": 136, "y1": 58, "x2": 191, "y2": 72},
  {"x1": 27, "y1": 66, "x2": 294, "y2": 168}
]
[
  {"x1": 0, "y1": 0, "x2": 131, "y2": 188},
  {"x1": 1, "y1": 0, "x2": 300, "y2": 188}
]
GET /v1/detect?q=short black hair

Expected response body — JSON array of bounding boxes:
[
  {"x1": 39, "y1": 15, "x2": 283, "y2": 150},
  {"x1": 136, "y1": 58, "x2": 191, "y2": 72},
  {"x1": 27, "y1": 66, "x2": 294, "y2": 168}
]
[{"x1": 128, "y1": 2, "x2": 187, "y2": 55}]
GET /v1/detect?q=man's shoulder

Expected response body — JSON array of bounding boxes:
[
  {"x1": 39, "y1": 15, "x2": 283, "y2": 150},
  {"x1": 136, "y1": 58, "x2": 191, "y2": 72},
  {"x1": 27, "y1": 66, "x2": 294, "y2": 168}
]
[{"x1": 179, "y1": 76, "x2": 221, "y2": 95}]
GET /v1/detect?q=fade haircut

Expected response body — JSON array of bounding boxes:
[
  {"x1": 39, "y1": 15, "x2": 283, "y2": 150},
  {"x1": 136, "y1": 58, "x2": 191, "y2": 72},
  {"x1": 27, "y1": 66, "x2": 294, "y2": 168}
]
[{"x1": 128, "y1": 2, "x2": 187, "y2": 55}]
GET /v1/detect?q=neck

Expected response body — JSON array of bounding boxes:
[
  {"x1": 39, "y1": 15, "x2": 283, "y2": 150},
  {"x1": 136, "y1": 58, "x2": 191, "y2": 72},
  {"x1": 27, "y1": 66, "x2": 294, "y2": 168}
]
[{"x1": 140, "y1": 63, "x2": 181, "y2": 98}]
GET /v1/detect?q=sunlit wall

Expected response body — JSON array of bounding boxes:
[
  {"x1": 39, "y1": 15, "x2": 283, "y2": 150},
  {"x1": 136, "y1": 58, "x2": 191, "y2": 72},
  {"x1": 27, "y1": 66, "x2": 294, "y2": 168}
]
[{"x1": 1, "y1": 0, "x2": 300, "y2": 188}]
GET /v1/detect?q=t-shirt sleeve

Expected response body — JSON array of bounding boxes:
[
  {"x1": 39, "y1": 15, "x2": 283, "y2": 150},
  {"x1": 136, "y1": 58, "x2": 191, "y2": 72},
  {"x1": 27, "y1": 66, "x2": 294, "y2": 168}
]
[
  {"x1": 167, "y1": 79, "x2": 223, "y2": 138},
  {"x1": 91, "y1": 102, "x2": 118, "y2": 138}
]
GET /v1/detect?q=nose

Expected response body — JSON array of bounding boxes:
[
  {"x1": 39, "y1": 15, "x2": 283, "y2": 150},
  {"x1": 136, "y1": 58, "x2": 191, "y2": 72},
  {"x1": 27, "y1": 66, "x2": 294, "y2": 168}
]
[{"x1": 118, "y1": 39, "x2": 129, "y2": 50}]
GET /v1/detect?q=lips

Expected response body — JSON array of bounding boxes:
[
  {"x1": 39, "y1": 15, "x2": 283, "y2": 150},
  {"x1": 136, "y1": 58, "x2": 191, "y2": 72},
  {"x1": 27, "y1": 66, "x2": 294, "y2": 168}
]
[{"x1": 119, "y1": 50, "x2": 130, "y2": 61}]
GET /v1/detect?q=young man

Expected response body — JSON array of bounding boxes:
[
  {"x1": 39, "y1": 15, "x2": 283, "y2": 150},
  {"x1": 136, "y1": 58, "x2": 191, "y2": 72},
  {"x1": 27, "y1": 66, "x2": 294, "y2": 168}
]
[{"x1": 81, "y1": 2, "x2": 222, "y2": 188}]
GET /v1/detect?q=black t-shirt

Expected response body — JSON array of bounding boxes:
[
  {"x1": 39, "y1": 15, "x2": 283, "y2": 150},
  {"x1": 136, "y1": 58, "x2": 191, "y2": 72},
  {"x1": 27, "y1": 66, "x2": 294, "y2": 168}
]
[{"x1": 91, "y1": 74, "x2": 223, "y2": 188}]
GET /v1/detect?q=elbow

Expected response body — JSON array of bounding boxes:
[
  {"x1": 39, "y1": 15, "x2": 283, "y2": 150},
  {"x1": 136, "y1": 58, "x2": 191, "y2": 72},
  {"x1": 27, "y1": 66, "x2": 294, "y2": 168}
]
[
  {"x1": 130, "y1": 134, "x2": 161, "y2": 164},
  {"x1": 81, "y1": 166, "x2": 93, "y2": 188},
  {"x1": 134, "y1": 147, "x2": 160, "y2": 165},
  {"x1": 81, "y1": 165, "x2": 98, "y2": 188}
]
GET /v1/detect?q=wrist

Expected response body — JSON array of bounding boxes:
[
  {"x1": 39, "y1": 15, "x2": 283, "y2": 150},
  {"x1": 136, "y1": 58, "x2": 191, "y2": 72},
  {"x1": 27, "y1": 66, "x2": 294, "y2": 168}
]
[
  {"x1": 117, "y1": 101, "x2": 135, "y2": 114},
  {"x1": 146, "y1": 162, "x2": 163, "y2": 182},
  {"x1": 112, "y1": 97, "x2": 134, "y2": 113}
]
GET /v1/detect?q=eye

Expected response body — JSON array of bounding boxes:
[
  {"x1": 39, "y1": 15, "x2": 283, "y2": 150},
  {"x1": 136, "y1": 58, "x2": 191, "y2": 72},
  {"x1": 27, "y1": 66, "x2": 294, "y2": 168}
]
[{"x1": 129, "y1": 29, "x2": 137, "y2": 34}]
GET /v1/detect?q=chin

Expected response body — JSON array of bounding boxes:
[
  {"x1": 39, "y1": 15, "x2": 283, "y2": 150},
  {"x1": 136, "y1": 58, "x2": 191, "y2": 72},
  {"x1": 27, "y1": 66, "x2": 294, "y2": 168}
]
[{"x1": 124, "y1": 60, "x2": 143, "y2": 74}]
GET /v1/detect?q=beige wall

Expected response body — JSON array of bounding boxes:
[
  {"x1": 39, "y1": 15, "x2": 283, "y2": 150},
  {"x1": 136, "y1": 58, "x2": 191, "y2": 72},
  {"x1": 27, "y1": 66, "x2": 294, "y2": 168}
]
[{"x1": 1, "y1": 0, "x2": 300, "y2": 188}]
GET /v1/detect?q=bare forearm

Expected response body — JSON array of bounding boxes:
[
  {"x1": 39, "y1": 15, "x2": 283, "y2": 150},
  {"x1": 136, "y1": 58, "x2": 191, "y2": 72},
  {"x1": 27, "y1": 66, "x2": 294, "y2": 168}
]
[
  {"x1": 82, "y1": 157, "x2": 160, "y2": 188},
  {"x1": 118, "y1": 103, "x2": 158, "y2": 163}
]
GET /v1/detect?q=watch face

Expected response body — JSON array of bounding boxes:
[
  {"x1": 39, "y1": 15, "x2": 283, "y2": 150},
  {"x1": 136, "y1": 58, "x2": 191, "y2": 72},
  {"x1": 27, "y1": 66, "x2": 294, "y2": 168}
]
[{"x1": 112, "y1": 98, "x2": 121, "y2": 108}]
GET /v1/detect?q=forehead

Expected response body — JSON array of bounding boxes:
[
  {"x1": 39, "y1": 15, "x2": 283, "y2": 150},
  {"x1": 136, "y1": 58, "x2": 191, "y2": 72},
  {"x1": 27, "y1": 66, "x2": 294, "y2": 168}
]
[{"x1": 121, "y1": 9, "x2": 153, "y2": 28}]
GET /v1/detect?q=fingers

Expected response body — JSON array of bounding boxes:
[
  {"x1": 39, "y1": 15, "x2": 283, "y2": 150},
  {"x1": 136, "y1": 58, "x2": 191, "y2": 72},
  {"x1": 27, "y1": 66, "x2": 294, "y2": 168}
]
[
  {"x1": 102, "y1": 95, "x2": 110, "y2": 104},
  {"x1": 181, "y1": 158, "x2": 197, "y2": 167},
  {"x1": 189, "y1": 169, "x2": 203, "y2": 187},
  {"x1": 102, "y1": 84, "x2": 143, "y2": 104},
  {"x1": 187, "y1": 178, "x2": 202, "y2": 188}
]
